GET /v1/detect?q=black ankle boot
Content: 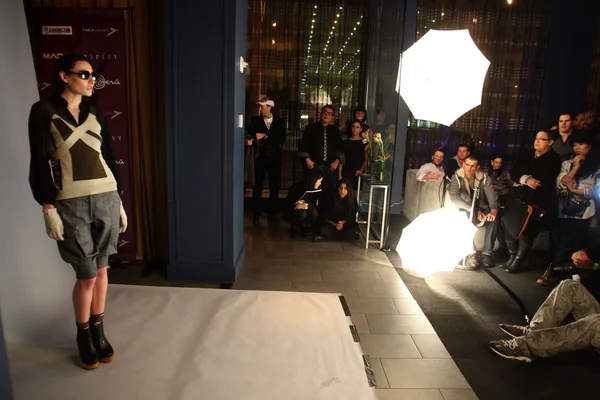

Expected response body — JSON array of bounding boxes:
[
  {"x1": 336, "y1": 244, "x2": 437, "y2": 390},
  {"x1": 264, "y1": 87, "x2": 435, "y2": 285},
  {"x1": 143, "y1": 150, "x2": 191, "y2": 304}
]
[
  {"x1": 76, "y1": 321, "x2": 99, "y2": 370},
  {"x1": 90, "y1": 314, "x2": 114, "y2": 363},
  {"x1": 506, "y1": 241, "x2": 532, "y2": 274},
  {"x1": 498, "y1": 240, "x2": 517, "y2": 268},
  {"x1": 499, "y1": 252, "x2": 516, "y2": 269}
]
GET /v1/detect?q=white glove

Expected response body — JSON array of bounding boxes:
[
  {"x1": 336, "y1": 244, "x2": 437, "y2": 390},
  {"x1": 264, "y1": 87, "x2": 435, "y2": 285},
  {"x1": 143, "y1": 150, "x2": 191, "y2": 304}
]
[
  {"x1": 119, "y1": 201, "x2": 128, "y2": 233},
  {"x1": 43, "y1": 208, "x2": 64, "y2": 241}
]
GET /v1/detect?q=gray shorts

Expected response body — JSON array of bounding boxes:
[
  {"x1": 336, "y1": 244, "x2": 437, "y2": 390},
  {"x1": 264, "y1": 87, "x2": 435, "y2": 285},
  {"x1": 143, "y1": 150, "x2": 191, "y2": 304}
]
[{"x1": 54, "y1": 191, "x2": 120, "y2": 280}]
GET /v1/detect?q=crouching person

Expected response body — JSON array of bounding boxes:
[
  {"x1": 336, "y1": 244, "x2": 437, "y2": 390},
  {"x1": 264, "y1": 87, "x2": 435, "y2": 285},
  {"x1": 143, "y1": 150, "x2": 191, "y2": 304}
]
[{"x1": 285, "y1": 170, "x2": 324, "y2": 242}]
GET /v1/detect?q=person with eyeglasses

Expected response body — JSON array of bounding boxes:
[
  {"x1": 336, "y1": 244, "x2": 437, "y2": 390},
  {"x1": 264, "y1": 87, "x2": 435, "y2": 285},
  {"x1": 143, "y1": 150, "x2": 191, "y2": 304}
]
[
  {"x1": 500, "y1": 129, "x2": 561, "y2": 273},
  {"x1": 27, "y1": 54, "x2": 125, "y2": 369},
  {"x1": 537, "y1": 130, "x2": 600, "y2": 286},
  {"x1": 299, "y1": 105, "x2": 344, "y2": 208}
]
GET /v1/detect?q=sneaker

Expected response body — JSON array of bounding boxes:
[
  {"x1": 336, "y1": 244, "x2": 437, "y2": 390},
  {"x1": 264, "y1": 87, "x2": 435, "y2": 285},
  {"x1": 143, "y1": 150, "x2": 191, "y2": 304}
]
[
  {"x1": 456, "y1": 254, "x2": 479, "y2": 271},
  {"x1": 489, "y1": 339, "x2": 533, "y2": 362},
  {"x1": 498, "y1": 324, "x2": 531, "y2": 338}
]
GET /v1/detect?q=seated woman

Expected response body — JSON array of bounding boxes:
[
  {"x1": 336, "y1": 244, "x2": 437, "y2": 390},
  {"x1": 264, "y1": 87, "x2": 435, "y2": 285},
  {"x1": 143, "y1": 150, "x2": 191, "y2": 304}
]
[
  {"x1": 538, "y1": 130, "x2": 600, "y2": 285},
  {"x1": 285, "y1": 170, "x2": 324, "y2": 241},
  {"x1": 321, "y1": 179, "x2": 358, "y2": 241}
]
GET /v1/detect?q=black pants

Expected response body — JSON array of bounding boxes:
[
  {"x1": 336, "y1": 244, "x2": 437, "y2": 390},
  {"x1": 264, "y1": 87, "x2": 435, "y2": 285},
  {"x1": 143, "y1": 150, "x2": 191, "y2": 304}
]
[
  {"x1": 253, "y1": 154, "x2": 282, "y2": 217},
  {"x1": 291, "y1": 207, "x2": 320, "y2": 235},
  {"x1": 552, "y1": 217, "x2": 591, "y2": 265}
]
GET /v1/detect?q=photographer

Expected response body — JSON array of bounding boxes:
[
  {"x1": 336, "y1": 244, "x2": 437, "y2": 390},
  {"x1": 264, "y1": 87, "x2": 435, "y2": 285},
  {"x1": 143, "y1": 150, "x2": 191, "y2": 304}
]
[
  {"x1": 537, "y1": 130, "x2": 600, "y2": 285},
  {"x1": 488, "y1": 248, "x2": 600, "y2": 362}
]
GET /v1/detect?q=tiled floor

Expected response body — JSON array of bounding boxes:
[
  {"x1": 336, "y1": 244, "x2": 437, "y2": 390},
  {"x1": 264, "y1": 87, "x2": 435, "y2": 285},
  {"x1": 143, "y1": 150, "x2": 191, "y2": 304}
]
[{"x1": 234, "y1": 216, "x2": 478, "y2": 400}]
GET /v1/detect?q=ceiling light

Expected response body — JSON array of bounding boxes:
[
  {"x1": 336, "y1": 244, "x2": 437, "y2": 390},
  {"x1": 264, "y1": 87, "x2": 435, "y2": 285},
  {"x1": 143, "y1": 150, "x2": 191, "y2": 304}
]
[{"x1": 272, "y1": 22, "x2": 277, "y2": 27}]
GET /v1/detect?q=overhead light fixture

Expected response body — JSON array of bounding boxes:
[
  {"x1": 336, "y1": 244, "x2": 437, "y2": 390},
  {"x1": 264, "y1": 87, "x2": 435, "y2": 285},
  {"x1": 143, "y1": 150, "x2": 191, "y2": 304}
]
[
  {"x1": 507, "y1": 0, "x2": 513, "y2": 4},
  {"x1": 272, "y1": 22, "x2": 277, "y2": 27},
  {"x1": 272, "y1": 39, "x2": 275, "y2": 44}
]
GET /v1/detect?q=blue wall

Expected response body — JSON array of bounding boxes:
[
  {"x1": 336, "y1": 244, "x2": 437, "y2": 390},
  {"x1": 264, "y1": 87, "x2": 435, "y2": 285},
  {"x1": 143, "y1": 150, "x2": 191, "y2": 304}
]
[{"x1": 164, "y1": 0, "x2": 246, "y2": 282}]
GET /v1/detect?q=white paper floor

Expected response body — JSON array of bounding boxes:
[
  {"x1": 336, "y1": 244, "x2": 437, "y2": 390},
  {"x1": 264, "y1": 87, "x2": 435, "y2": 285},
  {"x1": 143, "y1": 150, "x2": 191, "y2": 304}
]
[{"x1": 8, "y1": 284, "x2": 377, "y2": 400}]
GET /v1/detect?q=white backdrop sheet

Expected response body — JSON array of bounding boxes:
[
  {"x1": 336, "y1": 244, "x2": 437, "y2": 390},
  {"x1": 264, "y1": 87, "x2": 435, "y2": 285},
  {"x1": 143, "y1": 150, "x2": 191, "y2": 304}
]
[{"x1": 8, "y1": 285, "x2": 377, "y2": 400}]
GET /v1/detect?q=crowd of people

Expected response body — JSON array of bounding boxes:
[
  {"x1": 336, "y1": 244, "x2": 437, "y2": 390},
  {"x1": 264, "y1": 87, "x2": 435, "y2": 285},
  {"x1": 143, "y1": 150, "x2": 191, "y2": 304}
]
[
  {"x1": 247, "y1": 101, "x2": 377, "y2": 241},
  {"x1": 416, "y1": 111, "x2": 600, "y2": 363}
]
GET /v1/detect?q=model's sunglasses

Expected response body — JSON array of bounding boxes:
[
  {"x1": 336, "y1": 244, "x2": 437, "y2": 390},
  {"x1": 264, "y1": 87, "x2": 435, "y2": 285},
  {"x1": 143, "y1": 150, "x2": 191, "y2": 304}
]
[{"x1": 67, "y1": 70, "x2": 100, "y2": 81}]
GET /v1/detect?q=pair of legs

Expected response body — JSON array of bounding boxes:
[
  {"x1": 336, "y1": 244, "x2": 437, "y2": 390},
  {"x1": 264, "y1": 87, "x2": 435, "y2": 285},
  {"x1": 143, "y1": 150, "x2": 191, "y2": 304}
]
[
  {"x1": 459, "y1": 209, "x2": 497, "y2": 269},
  {"x1": 290, "y1": 208, "x2": 321, "y2": 239},
  {"x1": 502, "y1": 228, "x2": 538, "y2": 273},
  {"x1": 252, "y1": 154, "x2": 282, "y2": 221},
  {"x1": 479, "y1": 208, "x2": 498, "y2": 257},
  {"x1": 73, "y1": 266, "x2": 108, "y2": 324},
  {"x1": 56, "y1": 191, "x2": 120, "y2": 369},
  {"x1": 491, "y1": 280, "x2": 600, "y2": 360}
]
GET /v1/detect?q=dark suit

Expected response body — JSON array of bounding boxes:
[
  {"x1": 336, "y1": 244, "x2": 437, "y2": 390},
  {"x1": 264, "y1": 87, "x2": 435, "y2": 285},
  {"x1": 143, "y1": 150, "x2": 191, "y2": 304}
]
[{"x1": 248, "y1": 115, "x2": 286, "y2": 217}]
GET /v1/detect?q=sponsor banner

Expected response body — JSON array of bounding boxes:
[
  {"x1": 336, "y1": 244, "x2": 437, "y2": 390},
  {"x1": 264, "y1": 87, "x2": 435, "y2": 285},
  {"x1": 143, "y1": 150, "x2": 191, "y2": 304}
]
[{"x1": 30, "y1": 9, "x2": 137, "y2": 260}]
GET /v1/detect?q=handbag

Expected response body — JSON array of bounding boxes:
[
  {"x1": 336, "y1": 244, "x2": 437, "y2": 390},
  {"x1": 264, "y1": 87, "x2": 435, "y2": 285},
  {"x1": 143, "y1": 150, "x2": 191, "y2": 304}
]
[
  {"x1": 558, "y1": 189, "x2": 589, "y2": 217},
  {"x1": 502, "y1": 198, "x2": 544, "y2": 239}
]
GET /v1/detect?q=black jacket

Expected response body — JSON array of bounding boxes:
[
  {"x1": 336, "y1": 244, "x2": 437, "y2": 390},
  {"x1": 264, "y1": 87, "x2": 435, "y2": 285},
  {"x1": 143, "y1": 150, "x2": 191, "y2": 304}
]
[
  {"x1": 446, "y1": 156, "x2": 462, "y2": 179},
  {"x1": 247, "y1": 115, "x2": 286, "y2": 157},
  {"x1": 322, "y1": 194, "x2": 356, "y2": 223},
  {"x1": 510, "y1": 150, "x2": 561, "y2": 218},
  {"x1": 299, "y1": 122, "x2": 344, "y2": 166},
  {"x1": 284, "y1": 171, "x2": 323, "y2": 221}
]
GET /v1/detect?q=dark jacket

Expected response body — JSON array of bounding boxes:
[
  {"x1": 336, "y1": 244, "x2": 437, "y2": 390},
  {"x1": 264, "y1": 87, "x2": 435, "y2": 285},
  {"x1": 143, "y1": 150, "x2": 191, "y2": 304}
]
[
  {"x1": 446, "y1": 156, "x2": 462, "y2": 179},
  {"x1": 486, "y1": 167, "x2": 514, "y2": 197},
  {"x1": 284, "y1": 171, "x2": 323, "y2": 221},
  {"x1": 247, "y1": 115, "x2": 286, "y2": 157},
  {"x1": 323, "y1": 193, "x2": 356, "y2": 223},
  {"x1": 510, "y1": 150, "x2": 562, "y2": 218},
  {"x1": 299, "y1": 122, "x2": 344, "y2": 166}
]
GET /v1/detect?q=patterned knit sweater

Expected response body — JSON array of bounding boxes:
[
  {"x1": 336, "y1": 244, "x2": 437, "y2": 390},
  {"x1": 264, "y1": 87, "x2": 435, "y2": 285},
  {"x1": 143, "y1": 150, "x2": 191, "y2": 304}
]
[{"x1": 28, "y1": 95, "x2": 120, "y2": 204}]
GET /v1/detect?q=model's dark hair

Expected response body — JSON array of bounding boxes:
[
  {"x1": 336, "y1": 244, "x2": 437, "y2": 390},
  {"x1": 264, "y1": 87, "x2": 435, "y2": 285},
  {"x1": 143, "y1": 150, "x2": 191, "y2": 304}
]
[
  {"x1": 457, "y1": 143, "x2": 470, "y2": 151},
  {"x1": 52, "y1": 53, "x2": 91, "y2": 94}
]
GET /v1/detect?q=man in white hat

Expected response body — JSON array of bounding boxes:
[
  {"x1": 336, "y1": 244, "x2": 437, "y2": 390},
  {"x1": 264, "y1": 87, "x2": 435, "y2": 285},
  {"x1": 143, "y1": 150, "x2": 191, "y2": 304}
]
[{"x1": 248, "y1": 97, "x2": 286, "y2": 225}]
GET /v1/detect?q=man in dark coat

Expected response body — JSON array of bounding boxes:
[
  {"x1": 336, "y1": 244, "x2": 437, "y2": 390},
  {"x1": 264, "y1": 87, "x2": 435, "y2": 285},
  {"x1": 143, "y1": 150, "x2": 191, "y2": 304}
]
[
  {"x1": 248, "y1": 97, "x2": 286, "y2": 225},
  {"x1": 298, "y1": 105, "x2": 344, "y2": 206}
]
